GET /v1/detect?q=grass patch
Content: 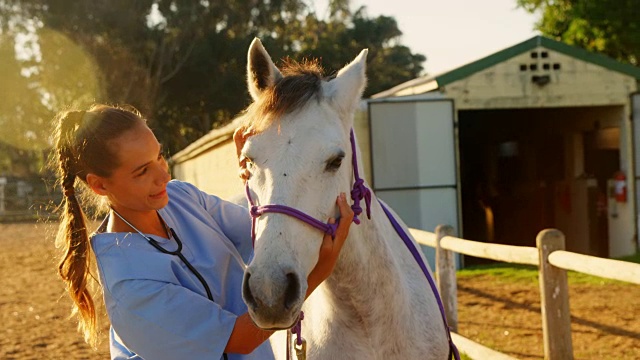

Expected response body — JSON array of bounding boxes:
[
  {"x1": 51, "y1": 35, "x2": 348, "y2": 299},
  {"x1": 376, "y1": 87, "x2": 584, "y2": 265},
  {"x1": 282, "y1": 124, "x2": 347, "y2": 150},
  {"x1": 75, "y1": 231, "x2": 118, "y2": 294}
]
[
  {"x1": 456, "y1": 254, "x2": 640, "y2": 286},
  {"x1": 457, "y1": 263, "x2": 539, "y2": 284},
  {"x1": 617, "y1": 252, "x2": 640, "y2": 264}
]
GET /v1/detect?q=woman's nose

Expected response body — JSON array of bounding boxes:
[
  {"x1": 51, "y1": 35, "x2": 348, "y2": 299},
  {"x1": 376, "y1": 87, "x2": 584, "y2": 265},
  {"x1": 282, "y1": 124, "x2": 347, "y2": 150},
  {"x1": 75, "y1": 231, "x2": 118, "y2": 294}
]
[{"x1": 154, "y1": 162, "x2": 171, "y2": 184}]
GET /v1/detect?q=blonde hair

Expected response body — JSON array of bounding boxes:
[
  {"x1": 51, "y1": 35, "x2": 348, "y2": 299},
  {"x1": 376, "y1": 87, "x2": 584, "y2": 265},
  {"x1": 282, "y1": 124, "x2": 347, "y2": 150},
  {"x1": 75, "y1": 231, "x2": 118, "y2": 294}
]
[{"x1": 52, "y1": 104, "x2": 143, "y2": 347}]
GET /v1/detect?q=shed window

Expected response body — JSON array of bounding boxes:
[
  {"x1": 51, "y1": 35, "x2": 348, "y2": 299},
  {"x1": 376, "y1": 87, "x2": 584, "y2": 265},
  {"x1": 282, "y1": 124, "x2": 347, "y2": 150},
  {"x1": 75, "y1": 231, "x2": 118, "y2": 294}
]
[
  {"x1": 520, "y1": 64, "x2": 528, "y2": 71},
  {"x1": 553, "y1": 63, "x2": 561, "y2": 70},
  {"x1": 529, "y1": 64, "x2": 538, "y2": 71},
  {"x1": 543, "y1": 63, "x2": 550, "y2": 70},
  {"x1": 541, "y1": 51, "x2": 549, "y2": 58},
  {"x1": 530, "y1": 52, "x2": 538, "y2": 59}
]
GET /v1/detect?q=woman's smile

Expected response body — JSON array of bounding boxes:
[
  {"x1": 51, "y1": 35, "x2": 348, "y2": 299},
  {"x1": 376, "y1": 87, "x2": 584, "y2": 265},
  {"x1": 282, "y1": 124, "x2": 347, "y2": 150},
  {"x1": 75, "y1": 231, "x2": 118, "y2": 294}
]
[{"x1": 150, "y1": 189, "x2": 167, "y2": 199}]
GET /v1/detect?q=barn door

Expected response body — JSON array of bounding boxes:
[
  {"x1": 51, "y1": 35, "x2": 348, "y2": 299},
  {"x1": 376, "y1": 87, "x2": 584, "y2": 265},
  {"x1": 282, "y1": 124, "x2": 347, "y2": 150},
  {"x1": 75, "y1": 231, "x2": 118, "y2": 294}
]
[{"x1": 369, "y1": 99, "x2": 460, "y2": 267}]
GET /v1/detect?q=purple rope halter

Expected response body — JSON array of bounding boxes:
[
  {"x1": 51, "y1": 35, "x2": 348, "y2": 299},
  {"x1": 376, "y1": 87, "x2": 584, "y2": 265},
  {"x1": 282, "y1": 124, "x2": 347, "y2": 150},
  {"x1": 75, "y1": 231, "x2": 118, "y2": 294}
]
[{"x1": 244, "y1": 128, "x2": 459, "y2": 360}]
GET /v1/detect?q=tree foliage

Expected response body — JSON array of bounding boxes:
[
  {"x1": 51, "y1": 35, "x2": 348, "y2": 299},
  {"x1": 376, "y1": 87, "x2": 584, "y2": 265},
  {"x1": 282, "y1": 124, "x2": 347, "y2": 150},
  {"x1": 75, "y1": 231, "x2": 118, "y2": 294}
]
[
  {"x1": 517, "y1": 0, "x2": 640, "y2": 66},
  {"x1": 0, "y1": 0, "x2": 426, "y2": 167}
]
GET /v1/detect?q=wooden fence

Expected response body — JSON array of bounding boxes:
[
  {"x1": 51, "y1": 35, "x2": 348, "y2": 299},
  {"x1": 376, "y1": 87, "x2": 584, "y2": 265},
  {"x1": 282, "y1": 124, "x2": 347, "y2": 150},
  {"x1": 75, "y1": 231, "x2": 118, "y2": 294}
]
[{"x1": 408, "y1": 225, "x2": 640, "y2": 360}]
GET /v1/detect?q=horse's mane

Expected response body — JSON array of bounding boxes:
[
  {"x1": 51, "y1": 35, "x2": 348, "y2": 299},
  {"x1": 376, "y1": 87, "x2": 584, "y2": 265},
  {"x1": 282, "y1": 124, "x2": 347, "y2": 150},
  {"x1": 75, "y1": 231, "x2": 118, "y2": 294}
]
[{"x1": 243, "y1": 58, "x2": 331, "y2": 132}]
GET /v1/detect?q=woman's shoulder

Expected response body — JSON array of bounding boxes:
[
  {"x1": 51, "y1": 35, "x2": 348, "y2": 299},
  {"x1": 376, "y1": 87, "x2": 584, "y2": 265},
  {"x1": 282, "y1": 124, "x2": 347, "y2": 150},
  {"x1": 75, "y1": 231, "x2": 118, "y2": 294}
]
[
  {"x1": 166, "y1": 180, "x2": 223, "y2": 204},
  {"x1": 166, "y1": 179, "x2": 201, "y2": 197},
  {"x1": 91, "y1": 232, "x2": 184, "y2": 291}
]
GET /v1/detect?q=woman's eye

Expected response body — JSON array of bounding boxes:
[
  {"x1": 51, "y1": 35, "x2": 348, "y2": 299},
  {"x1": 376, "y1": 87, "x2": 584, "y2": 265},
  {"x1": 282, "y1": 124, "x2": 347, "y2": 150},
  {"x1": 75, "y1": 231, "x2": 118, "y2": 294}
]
[{"x1": 325, "y1": 156, "x2": 344, "y2": 172}]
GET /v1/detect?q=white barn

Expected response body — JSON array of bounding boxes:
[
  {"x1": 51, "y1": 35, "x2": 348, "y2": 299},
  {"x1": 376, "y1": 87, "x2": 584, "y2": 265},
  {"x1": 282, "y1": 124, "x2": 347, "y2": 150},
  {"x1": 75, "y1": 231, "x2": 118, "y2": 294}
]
[{"x1": 172, "y1": 36, "x2": 640, "y2": 265}]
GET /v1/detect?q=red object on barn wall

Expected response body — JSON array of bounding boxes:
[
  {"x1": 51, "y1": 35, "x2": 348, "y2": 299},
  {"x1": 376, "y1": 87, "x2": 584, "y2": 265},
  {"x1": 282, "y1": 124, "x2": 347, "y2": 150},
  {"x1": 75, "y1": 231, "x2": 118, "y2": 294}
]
[{"x1": 613, "y1": 171, "x2": 627, "y2": 203}]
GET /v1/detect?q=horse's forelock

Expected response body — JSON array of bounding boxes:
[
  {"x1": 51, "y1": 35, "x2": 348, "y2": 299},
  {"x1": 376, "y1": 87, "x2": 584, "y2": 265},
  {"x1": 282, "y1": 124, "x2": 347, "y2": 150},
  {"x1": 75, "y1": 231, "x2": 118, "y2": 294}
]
[{"x1": 244, "y1": 58, "x2": 330, "y2": 132}]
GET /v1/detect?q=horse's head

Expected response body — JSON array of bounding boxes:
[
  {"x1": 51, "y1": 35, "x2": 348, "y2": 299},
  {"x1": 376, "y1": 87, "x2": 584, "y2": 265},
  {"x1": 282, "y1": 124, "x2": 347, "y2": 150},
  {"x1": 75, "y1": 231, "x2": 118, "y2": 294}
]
[{"x1": 239, "y1": 38, "x2": 367, "y2": 329}]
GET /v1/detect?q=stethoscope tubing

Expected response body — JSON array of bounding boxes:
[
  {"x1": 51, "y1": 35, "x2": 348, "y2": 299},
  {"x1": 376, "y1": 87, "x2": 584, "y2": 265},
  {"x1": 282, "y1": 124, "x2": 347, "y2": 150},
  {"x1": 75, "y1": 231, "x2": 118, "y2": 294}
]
[{"x1": 110, "y1": 208, "x2": 214, "y2": 302}]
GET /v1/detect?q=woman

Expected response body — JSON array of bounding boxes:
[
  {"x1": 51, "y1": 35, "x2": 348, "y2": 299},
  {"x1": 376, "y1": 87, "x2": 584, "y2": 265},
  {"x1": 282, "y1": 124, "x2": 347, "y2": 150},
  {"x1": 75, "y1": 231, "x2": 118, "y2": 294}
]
[{"x1": 53, "y1": 104, "x2": 353, "y2": 359}]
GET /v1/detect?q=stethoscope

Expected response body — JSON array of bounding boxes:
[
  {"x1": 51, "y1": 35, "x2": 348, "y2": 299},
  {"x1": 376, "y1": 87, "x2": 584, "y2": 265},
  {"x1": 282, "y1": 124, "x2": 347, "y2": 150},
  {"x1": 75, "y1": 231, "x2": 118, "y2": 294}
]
[{"x1": 110, "y1": 208, "x2": 214, "y2": 302}]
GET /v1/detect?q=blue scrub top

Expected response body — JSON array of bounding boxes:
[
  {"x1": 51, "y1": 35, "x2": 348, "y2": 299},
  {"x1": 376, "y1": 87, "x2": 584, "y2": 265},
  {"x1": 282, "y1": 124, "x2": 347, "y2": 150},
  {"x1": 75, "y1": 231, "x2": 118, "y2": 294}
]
[{"x1": 91, "y1": 180, "x2": 275, "y2": 360}]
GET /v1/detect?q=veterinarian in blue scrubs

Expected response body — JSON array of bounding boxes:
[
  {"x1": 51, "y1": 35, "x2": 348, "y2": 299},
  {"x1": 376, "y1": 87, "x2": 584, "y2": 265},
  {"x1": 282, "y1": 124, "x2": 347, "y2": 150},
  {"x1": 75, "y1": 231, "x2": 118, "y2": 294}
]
[{"x1": 52, "y1": 104, "x2": 353, "y2": 359}]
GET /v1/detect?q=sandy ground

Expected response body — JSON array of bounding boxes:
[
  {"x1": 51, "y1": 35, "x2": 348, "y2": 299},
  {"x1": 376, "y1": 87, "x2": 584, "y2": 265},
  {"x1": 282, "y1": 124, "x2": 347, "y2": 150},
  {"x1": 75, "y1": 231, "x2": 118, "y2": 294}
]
[
  {"x1": 457, "y1": 275, "x2": 640, "y2": 359},
  {"x1": 1, "y1": 221, "x2": 638, "y2": 359}
]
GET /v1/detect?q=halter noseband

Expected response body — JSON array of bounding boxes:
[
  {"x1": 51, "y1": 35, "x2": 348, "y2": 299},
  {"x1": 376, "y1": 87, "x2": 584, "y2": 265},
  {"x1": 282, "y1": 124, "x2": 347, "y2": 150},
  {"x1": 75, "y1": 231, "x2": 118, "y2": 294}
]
[{"x1": 245, "y1": 129, "x2": 371, "y2": 246}]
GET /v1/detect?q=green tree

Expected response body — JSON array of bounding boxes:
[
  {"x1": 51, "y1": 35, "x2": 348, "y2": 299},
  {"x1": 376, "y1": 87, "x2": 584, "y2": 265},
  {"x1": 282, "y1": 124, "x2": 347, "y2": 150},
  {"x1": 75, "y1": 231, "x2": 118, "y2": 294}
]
[
  {"x1": 517, "y1": 0, "x2": 640, "y2": 66},
  {"x1": 297, "y1": 3, "x2": 426, "y2": 96},
  {"x1": 1, "y1": 0, "x2": 426, "y2": 157}
]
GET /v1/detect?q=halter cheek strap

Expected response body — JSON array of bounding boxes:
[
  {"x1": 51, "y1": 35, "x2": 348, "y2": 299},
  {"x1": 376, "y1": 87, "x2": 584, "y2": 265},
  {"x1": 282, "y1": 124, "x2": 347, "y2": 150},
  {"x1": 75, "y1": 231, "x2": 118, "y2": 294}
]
[{"x1": 349, "y1": 130, "x2": 371, "y2": 224}]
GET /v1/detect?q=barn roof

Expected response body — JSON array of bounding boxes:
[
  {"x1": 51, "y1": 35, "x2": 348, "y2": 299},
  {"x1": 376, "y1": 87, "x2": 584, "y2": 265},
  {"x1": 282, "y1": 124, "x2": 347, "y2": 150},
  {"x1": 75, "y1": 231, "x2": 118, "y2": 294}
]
[
  {"x1": 170, "y1": 117, "x2": 241, "y2": 164},
  {"x1": 372, "y1": 35, "x2": 640, "y2": 99}
]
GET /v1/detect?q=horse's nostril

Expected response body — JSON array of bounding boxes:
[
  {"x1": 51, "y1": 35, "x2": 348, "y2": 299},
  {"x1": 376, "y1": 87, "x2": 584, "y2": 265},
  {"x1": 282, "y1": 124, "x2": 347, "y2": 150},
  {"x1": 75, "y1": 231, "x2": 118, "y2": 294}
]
[
  {"x1": 243, "y1": 272, "x2": 258, "y2": 309},
  {"x1": 283, "y1": 272, "x2": 300, "y2": 311}
]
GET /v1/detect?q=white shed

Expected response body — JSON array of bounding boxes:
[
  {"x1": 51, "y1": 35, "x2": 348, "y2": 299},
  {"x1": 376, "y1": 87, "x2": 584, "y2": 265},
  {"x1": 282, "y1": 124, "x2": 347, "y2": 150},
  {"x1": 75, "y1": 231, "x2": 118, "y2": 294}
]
[{"x1": 368, "y1": 35, "x2": 640, "y2": 261}]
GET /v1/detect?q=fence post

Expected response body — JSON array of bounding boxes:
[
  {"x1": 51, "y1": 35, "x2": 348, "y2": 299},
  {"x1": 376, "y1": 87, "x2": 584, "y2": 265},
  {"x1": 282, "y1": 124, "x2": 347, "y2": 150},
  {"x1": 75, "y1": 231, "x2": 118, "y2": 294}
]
[
  {"x1": 536, "y1": 229, "x2": 573, "y2": 360},
  {"x1": 436, "y1": 224, "x2": 458, "y2": 332},
  {"x1": 0, "y1": 179, "x2": 6, "y2": 215}
]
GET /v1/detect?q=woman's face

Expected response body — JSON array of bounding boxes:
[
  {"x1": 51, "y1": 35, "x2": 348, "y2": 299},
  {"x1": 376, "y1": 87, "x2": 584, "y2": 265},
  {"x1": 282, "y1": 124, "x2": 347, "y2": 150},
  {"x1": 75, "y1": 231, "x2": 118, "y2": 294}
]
[{"x1": 97, "y1": 121, "x2": 171, "y2": 216}]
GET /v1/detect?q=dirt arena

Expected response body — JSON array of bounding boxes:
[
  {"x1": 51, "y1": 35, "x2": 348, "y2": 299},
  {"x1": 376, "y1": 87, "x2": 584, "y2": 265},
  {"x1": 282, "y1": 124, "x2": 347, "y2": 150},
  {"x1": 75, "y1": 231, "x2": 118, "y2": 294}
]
[{"x1": 1, "y1": 221, "x2": 638, "y2": 359}]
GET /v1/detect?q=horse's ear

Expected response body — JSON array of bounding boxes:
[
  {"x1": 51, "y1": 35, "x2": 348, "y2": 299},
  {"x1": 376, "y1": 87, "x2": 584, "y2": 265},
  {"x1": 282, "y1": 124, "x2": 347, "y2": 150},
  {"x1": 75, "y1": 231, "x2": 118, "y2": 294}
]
[
  {"x1": 247, "y1": 38, "x2": 283, "y2": 101},
  {"x1": 323, "y1": 49, "x2": 368, "y2": 119}
]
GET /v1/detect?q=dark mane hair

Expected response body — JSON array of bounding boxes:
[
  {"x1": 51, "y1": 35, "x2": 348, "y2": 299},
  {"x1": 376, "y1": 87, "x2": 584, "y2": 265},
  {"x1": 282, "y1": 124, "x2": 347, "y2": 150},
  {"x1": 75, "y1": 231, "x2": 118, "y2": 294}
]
[{"x1": 243, "y1": 58, "x2": 330, "y2": 131}]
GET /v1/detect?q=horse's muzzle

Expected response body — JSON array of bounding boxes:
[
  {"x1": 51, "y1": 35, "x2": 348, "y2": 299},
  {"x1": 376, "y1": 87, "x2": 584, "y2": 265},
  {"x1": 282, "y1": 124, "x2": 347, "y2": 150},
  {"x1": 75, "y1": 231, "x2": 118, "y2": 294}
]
[{"x1": 242, "y1": 267, "x2": 303, "y2": 328}]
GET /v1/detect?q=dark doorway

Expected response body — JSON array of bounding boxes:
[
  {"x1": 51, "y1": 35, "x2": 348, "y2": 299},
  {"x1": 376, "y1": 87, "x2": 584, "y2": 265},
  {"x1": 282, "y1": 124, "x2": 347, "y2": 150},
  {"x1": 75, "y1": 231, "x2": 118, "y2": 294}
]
[{"x1": 458, "y1": 106, "x2": 620, "y2": 265}]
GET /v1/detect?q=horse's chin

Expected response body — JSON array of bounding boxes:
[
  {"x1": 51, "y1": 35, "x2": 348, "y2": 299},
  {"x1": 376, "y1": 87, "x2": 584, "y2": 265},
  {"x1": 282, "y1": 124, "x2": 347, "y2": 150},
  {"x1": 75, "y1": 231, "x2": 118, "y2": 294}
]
[{"x1": 247, "y1": 305, "x2": 303, "y2": 331}]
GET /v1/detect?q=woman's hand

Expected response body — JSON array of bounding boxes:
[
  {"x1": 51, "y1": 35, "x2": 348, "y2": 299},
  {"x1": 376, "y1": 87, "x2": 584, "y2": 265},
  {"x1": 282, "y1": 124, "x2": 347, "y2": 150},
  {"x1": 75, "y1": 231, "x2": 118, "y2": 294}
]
[
  {"x1": 233, "y1": 126, "x2": 254, "y2": 183},
  {"x1": 306, "y1": 192, "x2": 354, "y2": 297}
]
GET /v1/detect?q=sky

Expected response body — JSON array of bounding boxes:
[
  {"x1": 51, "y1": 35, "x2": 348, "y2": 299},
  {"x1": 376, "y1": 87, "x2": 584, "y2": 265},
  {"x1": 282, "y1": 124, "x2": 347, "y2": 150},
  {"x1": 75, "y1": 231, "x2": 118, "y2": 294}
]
[{"x1": 315, "y1": 0, "x2": 541, "y2": 75}]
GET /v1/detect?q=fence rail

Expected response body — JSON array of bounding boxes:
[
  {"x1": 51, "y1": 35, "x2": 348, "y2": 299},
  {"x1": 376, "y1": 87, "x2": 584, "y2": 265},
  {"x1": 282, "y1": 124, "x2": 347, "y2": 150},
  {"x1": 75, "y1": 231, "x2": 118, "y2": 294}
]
[
  {"x1": 441, "y1": 235, "x2": 540, "y2": 266},
  {"x1": 548, "y1": 250, "x2": 640, "y2": 285},
  {"x1": 409, "y1": 225, "x2": 640, "y2": 360}
]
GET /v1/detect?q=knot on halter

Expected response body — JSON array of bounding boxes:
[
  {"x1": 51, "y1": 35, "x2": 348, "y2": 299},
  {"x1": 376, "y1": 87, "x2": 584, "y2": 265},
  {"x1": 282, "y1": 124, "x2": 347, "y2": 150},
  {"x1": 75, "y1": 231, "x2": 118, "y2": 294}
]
[
  {"x1": 249, "y1": 205, "x2": 260, "y2": 218},
  {"x1": 350, "y1": 178, "x2": 371, "y2": 225},
  {"x1": 291, "y1": 311, "x2": 305, "y2": 346}
]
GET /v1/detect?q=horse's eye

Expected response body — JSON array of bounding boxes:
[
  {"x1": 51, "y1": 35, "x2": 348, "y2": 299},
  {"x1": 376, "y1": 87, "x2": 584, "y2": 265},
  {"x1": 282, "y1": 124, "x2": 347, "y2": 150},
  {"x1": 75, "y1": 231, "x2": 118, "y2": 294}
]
[{"x1": 325, "y1": 155, "x2": 344, "y2": 172}]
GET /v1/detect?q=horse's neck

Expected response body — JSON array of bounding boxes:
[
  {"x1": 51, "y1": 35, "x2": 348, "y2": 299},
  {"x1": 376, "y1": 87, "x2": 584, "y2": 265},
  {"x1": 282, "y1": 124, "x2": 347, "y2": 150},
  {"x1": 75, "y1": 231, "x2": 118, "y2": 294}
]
[{"x1": 323, "y1": 196, "x2": 408, "y2": 316}]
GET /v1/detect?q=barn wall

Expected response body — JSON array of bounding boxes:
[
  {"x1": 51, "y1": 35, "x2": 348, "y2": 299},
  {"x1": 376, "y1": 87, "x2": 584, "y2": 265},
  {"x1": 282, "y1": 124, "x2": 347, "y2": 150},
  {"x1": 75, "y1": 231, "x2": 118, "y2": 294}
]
[
  {"x1": 172, "y1": 138, "x2": 244, "y2": 201},
  {"x1": 613, "y1": 102, "x2": 636, "y2": 257},
  {"x1": 444, "y1": 46, "x2": 637, "y2": 110}
]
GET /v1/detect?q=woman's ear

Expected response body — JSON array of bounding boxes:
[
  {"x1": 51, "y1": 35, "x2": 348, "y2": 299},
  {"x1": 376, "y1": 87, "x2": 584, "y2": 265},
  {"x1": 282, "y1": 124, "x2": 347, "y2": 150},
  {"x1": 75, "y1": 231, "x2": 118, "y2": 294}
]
[{"x1": 86, "y1": 173, "x2": 109, "y2": 196}]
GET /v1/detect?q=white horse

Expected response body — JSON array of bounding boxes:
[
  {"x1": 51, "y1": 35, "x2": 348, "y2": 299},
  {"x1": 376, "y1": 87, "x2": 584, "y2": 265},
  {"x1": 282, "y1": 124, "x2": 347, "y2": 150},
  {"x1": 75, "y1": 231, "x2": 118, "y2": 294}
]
[{"x1": 238, "y1": 38, "x2": 451, "y2": 359}]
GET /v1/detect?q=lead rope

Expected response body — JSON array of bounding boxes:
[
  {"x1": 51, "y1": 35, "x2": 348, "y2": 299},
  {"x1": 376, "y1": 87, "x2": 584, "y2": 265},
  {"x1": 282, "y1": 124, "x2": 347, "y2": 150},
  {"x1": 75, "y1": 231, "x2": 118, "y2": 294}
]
[
  {"x1": 285, "y1": 312, "x2": 306, "y2": 360},
  {"x1": 246, "y1": 129, "x2": 458, "y2": 360},
  {"x1": 346, "y1": 130, "x2": 459, "y2": 360}
]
